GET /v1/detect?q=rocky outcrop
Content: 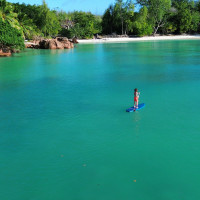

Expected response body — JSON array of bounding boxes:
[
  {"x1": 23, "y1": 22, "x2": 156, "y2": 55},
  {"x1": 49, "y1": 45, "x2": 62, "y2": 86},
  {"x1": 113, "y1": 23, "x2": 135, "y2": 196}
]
[
  {"x1": 41, "y1": 37, "x2": 74, "y2": 49},
  {"x1": 26, "y1": 37, "x2": 75, "y2": 49},
  {"x1": 0, "y1": 47, "x2": 11, "y2": 57},
  {"x1": 1, "y1": 37, "x2": 76, "y2": 57},
  {"x1": 71, "y1": 37, "x2": 79, "y2": 44},
  {"x1": 25, "y1": 43, "x2": 39, "y2": 49}
]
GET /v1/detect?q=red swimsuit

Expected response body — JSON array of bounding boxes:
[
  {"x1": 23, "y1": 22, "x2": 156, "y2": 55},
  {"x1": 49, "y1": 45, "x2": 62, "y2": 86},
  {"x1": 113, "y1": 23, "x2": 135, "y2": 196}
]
[
  {"x1": 134, "y1": 96, "x2": 138, "y2": 102},
  {"x1": 134, "y1": 92, "x2": 139, "y2": 102}
]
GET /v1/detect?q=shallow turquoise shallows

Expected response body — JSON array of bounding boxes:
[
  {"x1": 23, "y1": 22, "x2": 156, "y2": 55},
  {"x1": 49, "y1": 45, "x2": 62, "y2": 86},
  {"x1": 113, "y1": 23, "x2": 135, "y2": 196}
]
[{"x1": 1, "y1": 40, "x2": 200, "y2": 200}]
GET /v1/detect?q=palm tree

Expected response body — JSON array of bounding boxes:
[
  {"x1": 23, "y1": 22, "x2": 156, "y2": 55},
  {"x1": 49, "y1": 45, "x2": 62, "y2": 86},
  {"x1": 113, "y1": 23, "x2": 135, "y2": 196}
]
[
  {"x1": 0, "y1": 0, "x2": 21, "y2": 30},
  {"x1": 17, "y1": 13, "x2": 39, "y2": 39}
]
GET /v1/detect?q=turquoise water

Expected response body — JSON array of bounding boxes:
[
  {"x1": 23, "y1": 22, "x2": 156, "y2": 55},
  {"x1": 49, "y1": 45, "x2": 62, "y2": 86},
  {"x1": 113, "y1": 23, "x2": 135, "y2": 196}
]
[{"x1": 0, "y1": 40, "x2": 200, "y2": 200}]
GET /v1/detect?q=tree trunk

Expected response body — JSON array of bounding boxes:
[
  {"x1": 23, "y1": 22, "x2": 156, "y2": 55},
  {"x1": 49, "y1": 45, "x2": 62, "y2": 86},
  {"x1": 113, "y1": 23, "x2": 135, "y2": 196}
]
[
  {"x1": 153, "y1": 19, "x2": 165, "y2": 36},
  {"x1": 122, "y1": 20, "x2": 124, "y2": 35},
  {"x1": 153, "y1": 26, "x2": 159, "y2": 36}
]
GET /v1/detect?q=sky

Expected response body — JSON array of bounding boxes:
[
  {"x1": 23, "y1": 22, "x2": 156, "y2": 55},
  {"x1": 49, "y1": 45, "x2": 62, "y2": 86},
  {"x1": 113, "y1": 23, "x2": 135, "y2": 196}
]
[{"x1": 7, "y1": 0, "x2": 118, "y2": 15}]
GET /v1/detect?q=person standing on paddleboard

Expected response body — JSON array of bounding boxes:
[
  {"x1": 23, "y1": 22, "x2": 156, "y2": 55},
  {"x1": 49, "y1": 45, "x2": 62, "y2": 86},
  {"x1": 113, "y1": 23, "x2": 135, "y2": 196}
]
[{"x1": 134, "y1": 88, "x2": 140, "y2": 109}]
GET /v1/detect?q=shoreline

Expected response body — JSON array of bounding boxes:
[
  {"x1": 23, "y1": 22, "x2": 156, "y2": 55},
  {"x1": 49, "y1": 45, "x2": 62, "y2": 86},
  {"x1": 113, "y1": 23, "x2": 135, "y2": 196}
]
[{"x1": 78, "y1": 35, "x2": 200, "y2": 43}]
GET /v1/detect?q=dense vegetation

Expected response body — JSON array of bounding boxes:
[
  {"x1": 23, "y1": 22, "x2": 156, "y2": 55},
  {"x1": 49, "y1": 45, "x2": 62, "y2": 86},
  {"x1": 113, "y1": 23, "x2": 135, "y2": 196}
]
[
  {"x1": 102, "y1": 0, "x2": 200, "y2": 36},
  {"x1": 0, "y1": 18, "x2": 25, "y2": 50},
  {"x1": 1, "y1": 0, "x2": 200, "y2": 50},
  {"x1": 60, "y1": 11, "x2": 102, "y2": 39},
  {"x1": 0, "y1": 0, "x2": 102, "y2": 49}
]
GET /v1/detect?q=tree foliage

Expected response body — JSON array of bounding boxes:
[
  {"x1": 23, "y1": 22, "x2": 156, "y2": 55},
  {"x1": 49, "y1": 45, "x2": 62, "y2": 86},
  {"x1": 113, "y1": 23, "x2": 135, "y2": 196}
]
[
  {"x1": 37, "y1": 0, "x2": 61, "y2": 36},
  {"x1": 170, "y1": 0, "x2": 200, "y2": 34},
  {"x1": 60, "y1": 11, "x2": 102, "y2": 39},
  {"x1": 101, "y1": 0, "x2": 200, "y2": 36},
  {"x1": 132, "y1": 6, "x2": 153, "y2": 36},
  {"x1": 102, "y1": 0, "x2": 134, "y2": 35},
  {"x1": 0, "y1": 18, "x2": 25, "y2": 50},
  {"x1": 0, "y1": 0, "x2": 21, "y2": 31},
  {"x1": 102, "y1": 5, "x2": 114, "y2": 34},
  {"x1": 1, "y1": 0, "x2": 200, "y2": 46},
  {"x1": 136, "y1": 0, "x2": 171, "y2": 35}
]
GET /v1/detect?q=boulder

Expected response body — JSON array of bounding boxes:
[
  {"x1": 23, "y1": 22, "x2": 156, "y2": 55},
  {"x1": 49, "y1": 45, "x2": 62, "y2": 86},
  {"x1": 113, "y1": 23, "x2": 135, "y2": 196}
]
[
  {"x1": 56, "y1": 37, "x2": 68, "y2": 42},
  {"x1": 25, "y1": 42, "x2": 39, "y2": 49},
  {"x1": 48, "y1": 40, "x2": 57, "y2": 49},
  {"x1": 62, "y1": 40, "x2": 74, "y2": 49},
  {"x1": 55, "y1": 40, "x2": 65, "y2": 49},
  {"x1": 39, "y1": 39, "x2": 48, "y2": 49},
  {"x1": 0, "y1": 48, "x2": 11, "y2": 57},
  {"x1": 38, "y1": 38, "x2": 74, "y2": 49},
  {"x1": 72, "y1": 37, "x2": 79, "y2": 44},
  {"x1": 1, "y1": 37, "x2": 75, "y2": 58}
]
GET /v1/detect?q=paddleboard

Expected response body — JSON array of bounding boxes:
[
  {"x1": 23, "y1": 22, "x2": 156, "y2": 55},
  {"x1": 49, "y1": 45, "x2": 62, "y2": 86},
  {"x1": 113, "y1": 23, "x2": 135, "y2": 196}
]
[{"x1": 126, "y1": 103, "x2": 145, "y2": 112}]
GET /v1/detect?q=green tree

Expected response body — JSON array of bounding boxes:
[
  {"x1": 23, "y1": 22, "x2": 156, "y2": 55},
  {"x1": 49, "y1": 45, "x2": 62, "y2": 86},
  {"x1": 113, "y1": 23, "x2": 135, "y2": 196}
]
[
  {"x1": 102, "y1": 5, "x2": 114, "y2": 34},
  {"x1": 0, "y1": 18, "x2": 25, "y2": 50},
  {"x1": 132, "y1": 6, "x2": 153, "y2": 36},
  {"x1": 64, "y1": 11, "x2": 101, "y2": 39},
  {"x1": 102, "y1": 0, "x2": 134, "y2": 35},
  {"x1": 46, "y1": 10, "x2": 61, "y2": 36},
  {"x1": 13, "y1": 3, "x2": 42, "y2": 30},
  {"x1": 172, "y1": 1, "x2": 194, "y2": 33},
  {"x1": 0, "y1": 0, "x2": 21, "y2": 30},
  {"x1": 161, "y1": 8, "x2": 177, "y2": 34},
  {"x1": 37, "y1": 0, "x2": 61, "y2": 36},
  {"x1": 190, "y1": 11, "x2": 200, "y2": 33},
  {"x1": 94, "y1": 15, "x2": 102, "y2": 34},
  {"x1": 123, "y1": 0, "x2": 135, "y2": 34},
  {"x1": 17, "y1": 13, "x2": 39, "y2": 39},
  {"x1": 114, "y1": 0, "x2": 125, "y2": 34},
  {"x1": 179, "y1": 8, "x2": 192, "y2": 33},
  {"x1": 37, "y1": 0, "x2": 49, "y2": 36},
  {"x1": 137, "y1": 0, "x2": 171, "y2": 35}
]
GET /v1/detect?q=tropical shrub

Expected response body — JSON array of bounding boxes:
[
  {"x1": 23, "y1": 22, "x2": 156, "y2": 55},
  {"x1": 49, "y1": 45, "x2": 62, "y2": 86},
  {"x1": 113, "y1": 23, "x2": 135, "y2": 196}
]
[{"x1": 0, "y1": 18, "x2": 25, "y2": 50}]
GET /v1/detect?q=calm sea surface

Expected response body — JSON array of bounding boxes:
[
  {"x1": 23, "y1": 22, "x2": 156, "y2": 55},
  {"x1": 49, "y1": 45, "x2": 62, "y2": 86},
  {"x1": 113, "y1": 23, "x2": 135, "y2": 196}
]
[{"x1": 0, "y1": 40, "x2": 200, "y2": 200}]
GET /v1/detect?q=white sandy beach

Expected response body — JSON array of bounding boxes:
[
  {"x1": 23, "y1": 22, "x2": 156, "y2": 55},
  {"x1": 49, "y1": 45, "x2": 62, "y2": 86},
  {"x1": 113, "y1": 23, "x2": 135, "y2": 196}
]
[{"x1": 78, "y1": 35, "x2": 200, "y2": 43}]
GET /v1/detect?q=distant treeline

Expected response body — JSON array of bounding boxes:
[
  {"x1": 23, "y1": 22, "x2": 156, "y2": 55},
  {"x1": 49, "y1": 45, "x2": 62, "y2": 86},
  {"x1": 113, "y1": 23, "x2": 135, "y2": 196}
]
[
  {"x1": 103, "y1": 0, "x2": 200, "y2": 36},
  {"x1": 1, "y1": 0, "x2": 200, "y2": 50}
]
